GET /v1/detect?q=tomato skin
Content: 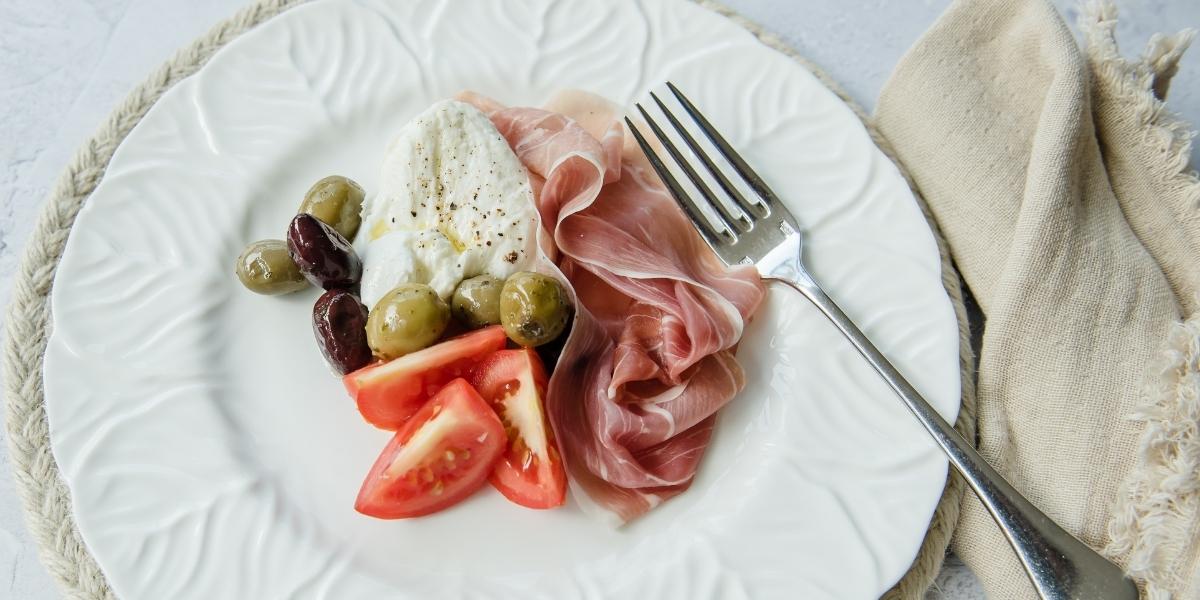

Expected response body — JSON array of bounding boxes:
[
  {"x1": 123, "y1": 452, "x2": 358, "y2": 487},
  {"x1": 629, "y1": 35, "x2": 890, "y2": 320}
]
[
  {"x1": 344, "y1": 326, "x2": 507, "y2": 430},
  {"x1": 488, "y1": 446, "x2": 567, "y2": 509},
  {"x1": 470, "y1": 349, "x2": 567, "y2": 509},
  {"x1": 355, "y1": 379, "x2": 505, "y2": 519}
]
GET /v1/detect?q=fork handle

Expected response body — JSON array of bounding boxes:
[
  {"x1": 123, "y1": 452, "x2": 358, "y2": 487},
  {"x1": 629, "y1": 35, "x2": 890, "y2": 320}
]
[{"x1": 780, "y1": 278, "x2": 1138, "y2": 600}]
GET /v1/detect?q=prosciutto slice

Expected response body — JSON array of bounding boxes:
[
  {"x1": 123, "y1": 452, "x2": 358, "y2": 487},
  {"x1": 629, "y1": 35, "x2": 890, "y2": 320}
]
[{"x1": 459, "y1": 90, "x2": 765, "y2": 522}]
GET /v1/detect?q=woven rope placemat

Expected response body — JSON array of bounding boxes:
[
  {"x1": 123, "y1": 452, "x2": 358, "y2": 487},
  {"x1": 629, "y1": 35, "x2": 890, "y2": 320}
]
[{"x1": 2, "y1": 1, "x2": 976, "y2": 598}]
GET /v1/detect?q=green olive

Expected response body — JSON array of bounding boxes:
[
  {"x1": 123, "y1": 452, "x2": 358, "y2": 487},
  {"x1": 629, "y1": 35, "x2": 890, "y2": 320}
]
[
  {"x1": 366, "y1": 283, "x2": 450, "y2": 359},
  {"x1": 451, "y1": 275, "x2": 504, "y2": 328},
  {"x1": 500, "y1": 272, "x2": 571, "y2": 347},
  {"x1": 298, "y1": 175, "x2": 365, "y2": 241},
  {"x1": 235, "y1": 239, "x2": 308, "y2": 295}
]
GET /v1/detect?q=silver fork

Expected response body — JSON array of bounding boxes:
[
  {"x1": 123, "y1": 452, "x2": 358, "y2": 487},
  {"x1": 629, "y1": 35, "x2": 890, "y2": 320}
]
[{"x1": 626, "y1": 83, "x2": 1138, "y2": 600}]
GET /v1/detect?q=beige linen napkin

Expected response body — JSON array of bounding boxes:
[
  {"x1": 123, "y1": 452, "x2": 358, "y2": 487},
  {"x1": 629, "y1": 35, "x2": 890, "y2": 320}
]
[{"x1": 874, "y1": 0, "x2": 1199, "y2": 598}]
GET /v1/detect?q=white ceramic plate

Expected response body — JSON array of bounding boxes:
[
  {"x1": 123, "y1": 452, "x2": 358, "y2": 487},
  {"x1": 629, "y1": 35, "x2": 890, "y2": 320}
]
[{"x1": 43, "y1": 0, "x2": 960, "y2": 598}]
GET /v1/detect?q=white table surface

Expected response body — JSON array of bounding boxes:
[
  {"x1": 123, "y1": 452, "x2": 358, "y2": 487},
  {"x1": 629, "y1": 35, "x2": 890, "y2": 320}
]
[{"x1": 1, "y1": 1, "x2": 1195, "y2": 598}]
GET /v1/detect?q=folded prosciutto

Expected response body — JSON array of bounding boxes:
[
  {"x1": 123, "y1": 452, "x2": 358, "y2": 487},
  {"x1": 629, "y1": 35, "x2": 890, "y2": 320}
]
[{"x1": 459, "y1": 90, "x2": 765, "y2": 523}]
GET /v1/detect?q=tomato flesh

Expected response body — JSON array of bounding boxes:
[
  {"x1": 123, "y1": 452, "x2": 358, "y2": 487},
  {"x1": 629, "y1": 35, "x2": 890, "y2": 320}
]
[
  {"x1": 344, "y1": 325, "x2": 507, "y2": 430},
  {"x1": 470, "y1": 348, "x2": 567, "y2": 509},
  {"x1": 355, "y1": 378, "x2": 506, "y2": 519}
]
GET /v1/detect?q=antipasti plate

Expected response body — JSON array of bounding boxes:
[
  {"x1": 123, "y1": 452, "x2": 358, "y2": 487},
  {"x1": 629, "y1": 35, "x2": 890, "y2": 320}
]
[{"x1": 43, "y1": 0, "x2": 960, "y2": 598}]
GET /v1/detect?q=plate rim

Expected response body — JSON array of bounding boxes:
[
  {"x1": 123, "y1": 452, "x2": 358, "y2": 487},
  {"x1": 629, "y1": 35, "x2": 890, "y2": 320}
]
[{"x1": 29, "y1": 0, "x2": 968, "y2": 598}]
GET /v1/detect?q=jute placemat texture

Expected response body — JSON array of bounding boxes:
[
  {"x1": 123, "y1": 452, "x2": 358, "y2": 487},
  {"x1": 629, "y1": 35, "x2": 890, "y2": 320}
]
[{"x1": 2, "y1": 1, "x2": 975, "y2": 598}]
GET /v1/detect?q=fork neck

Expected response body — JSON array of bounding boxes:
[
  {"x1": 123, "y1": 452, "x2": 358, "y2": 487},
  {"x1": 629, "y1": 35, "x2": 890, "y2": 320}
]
[{"x1": 756, "y1": 235, "x2": 815, "y2": 291}]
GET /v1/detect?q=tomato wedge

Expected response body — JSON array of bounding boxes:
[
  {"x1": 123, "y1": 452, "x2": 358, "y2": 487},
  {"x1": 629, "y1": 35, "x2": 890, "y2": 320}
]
[
  {"x1": 470, "y1": 348, "x2": 567, "y2": 509},
  {"x1": 355, "y1": 378, "x2": 506, "y2": 519},
  {"x1": 344, "y1": 325, "x2": 507, "y2": 430}
]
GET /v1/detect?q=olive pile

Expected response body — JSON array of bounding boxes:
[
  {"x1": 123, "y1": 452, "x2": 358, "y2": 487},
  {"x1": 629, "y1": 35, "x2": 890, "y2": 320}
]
[
  {"x1": 496, "y1": 272, "x2": 569, "y2": 347},
  {"x1": 235, "y1": 176, "x2": 372, "y2": 375},
  {"x1": 235, "y1": 175, "x2": 572, "y2": 374},
  {"x1": 236, "y1": 176, "x2": 365, "y2": 295},
  {"x1": 363, "y1": 272, "x2": 571, "y2": 361},
  {"x1": 451, "y1": 273, "x2": 571, "y2": 347}
]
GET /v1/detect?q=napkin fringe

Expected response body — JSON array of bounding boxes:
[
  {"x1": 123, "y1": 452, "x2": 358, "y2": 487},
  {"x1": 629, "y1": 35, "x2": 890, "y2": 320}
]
[
  {"x1": 1082, "y1": 3, "x2": 1200, "y2": 598},
  {"x1": 1082, "y1": 2, "x2": 1199, "y2": 228},
  {"x1": 1105, "y1": 315, "x2": 1200, "y2": 599}
]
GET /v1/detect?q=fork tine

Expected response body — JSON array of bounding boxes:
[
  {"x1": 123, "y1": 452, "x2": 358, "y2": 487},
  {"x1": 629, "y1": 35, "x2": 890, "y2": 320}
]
[
  {"x1": 666, "y1": 82, "x2": 779, "y2": 209},
  {"x1": 634, "y1": 103, "x2": 743, "y2": 238},
  {"x1": 624, "y1": 117, "x2": 727, "y2": 250},
  {"x1": 648, "y1": 91, "x2": 763, "y2": 220}
]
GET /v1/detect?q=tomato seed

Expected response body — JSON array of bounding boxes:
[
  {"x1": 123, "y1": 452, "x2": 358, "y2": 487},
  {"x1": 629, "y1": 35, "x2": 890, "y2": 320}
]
[{"x1": 500, "y1": 380, "x2": 521, "y2": 397}]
